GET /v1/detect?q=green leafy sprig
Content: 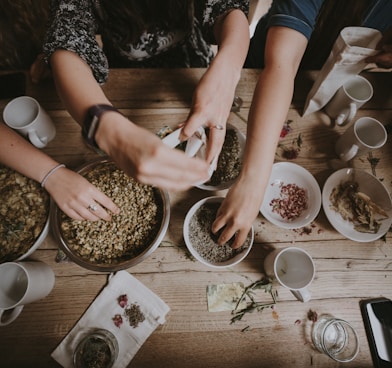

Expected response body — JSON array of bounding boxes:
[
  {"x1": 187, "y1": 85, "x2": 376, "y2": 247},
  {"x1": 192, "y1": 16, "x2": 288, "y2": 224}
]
[{"x1": 230, "y1": 278, "x2": 278, "y2": 324}]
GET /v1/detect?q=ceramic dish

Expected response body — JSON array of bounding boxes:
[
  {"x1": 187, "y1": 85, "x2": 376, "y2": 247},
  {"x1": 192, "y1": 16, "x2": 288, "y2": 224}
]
[
  {"x1": 260, "y1": 162, "x2": 322, "y2": 229},
  {"x1": 0, "y1": 165, "x2": 50, "y2": 263},
  {"x1": 183, "y1": 196, "x2": 253, "y2": 268},
  {"x1": 322, "y1": 168, "x2": 392, "y2": 242}
]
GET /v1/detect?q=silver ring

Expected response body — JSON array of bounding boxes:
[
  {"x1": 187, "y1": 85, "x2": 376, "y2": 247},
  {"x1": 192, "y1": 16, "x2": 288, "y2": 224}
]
[
  {"x1": 213, "y1": 124, "x2": 224, "y2": 130},
  {"x1": 88, "y1": 203, "x2": 98, "y2": 212}
]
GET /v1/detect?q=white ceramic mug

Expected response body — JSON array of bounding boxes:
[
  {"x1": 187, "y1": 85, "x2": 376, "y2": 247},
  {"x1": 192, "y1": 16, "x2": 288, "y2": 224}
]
[
  {"x1": 264, "y1": 247, "x2": 315, "y2": 303},
  {"x1": 0, "y1": 261, "x2": 55, "y2": 326},
  {"x1": 335, "y1": 117, "x2": 387, "y2": 162},
  {"x1": 324, "y1": 75, "x2": 373, "y2": 126},
  {"x1": 3, "y1": 96, "x2": 56, "y2": 148}
]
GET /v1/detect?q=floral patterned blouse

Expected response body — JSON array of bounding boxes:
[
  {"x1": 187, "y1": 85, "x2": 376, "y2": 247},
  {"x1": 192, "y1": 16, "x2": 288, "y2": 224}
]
[{"x1": 44, "y1": 0, "x2": 249, "y2": 84}]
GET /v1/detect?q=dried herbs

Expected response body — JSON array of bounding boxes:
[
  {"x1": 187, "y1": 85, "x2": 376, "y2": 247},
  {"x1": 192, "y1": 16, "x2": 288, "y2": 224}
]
[
  {"x1": 0, "y1": 165, "x2": 49, "y2": 262},
  {"x1": 112, "y1": 294, "x2": 145, "y2": 329},
  {"x1": 230, "y1": 278, "x2": 277, "y2": 324},
  {"x1": 60, "y1": 162, "x2": 163, "y2": 264},
  {"x1": 188, "y1": 202, "x2": 251, "y2": 263},
  {"x1": 329, "y1": 180, "x2": 389, "y2": 233}
]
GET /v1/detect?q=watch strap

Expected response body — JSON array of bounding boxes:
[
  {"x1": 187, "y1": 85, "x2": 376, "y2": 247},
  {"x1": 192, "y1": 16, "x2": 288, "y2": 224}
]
[{"x1": 82, "y1": 104, "x2": 119, "y2": 149}]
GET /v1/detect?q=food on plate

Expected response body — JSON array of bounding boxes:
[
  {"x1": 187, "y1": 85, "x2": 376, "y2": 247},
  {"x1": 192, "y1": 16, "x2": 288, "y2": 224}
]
[
  {"x1": 0, "y1": 165, "x2": 49, "y2": 263},
  {"x1": 329, "y1": 180, "x2": 389, "y2": 233},
  {"x1": 60, "y1": 162, "x2": 164, "y2": 264},
  {"x1": 269, "y1": 182, "x2": 308, "y2": 221}
]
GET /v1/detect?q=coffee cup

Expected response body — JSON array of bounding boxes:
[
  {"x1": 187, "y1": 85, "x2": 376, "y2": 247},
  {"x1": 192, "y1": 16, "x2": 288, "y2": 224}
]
[
  {"x1": 3, "y1": 96, "x2": 56, "y2": 148},
  {"x1": 263, "y1": 247, "x2": 315, "y2": 303},
  {"x1": 324, "y1": 75, "x2": 373, "y2": 126},
  {"x1": 0, "y1": 261, "x2": 55, "y2": 326},
  {"x1": 335, "y1": 117, "x2": 387, "y2": 162}
]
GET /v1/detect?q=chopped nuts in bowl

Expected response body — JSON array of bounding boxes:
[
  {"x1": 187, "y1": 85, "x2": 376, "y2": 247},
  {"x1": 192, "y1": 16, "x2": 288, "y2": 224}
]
[
  {"x1": 51, "y1": 158, "x2": 170, "y2": 272},
  {"x1": 0, "y1": 165, "x2": 50, "y2": 263}
]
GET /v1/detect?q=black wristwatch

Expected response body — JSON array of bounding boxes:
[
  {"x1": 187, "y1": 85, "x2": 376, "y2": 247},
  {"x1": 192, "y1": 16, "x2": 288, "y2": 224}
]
[{"x1": 82, "y1": 104, "x2": 119, "y2": 150}]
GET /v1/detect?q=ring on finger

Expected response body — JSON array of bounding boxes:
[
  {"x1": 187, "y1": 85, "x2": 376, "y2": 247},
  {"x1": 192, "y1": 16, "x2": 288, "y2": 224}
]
[
  {"x1": 88, "y1": 203, "x2": 98, "y2": 212},
  {"x1": 212, "y1": 124, "x2": 224, "y2": 130}
]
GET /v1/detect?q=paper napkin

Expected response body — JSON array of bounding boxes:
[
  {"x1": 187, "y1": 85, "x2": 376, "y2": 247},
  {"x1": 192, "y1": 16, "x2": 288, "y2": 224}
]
[{"x1": 51, "y1": 270, "x2": 170, "y2": 368}]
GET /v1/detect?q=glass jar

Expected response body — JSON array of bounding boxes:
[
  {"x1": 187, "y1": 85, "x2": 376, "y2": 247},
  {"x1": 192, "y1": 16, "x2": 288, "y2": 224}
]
[{"x1": 73, "y1": 328, "x2": 119, "y2": 368}]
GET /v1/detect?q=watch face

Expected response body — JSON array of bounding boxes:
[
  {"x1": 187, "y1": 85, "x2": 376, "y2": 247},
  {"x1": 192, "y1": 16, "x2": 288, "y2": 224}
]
[{"x1": 82, "y1": 105, "x2": 118, "y2": 149}]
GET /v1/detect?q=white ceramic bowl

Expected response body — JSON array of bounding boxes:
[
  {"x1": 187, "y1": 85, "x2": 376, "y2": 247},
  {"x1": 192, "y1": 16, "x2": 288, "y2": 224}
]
[
  {"x1": 183, "y1": 196, "x2": 253, "y2": 268},
  {"x1": 196, "y1": 124, "x2": 245, "y2": 191},
  {"x1": 260, "y1": 162, "x2": 322, "y2": 229},
  {"x1": 0, "y1": 165, "x2": 50, "y2": 263},
  {"x1": 322, "y1": 168, "x2": 392, "y2": 242},
  {"x1": 16, "y1": 217, "x2": 50, "y2": 261}
]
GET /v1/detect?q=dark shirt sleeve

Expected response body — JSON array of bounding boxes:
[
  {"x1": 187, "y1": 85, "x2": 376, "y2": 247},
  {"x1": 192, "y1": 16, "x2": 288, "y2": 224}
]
[
  {"x1": 267, "y1": 0, "x2": 324, "y2": 40},
  {"x1": 43, "y1": 0, "x2": 109, "y2": 84},
  {"x1": 198, "y1": 0, "x2": 249, "y2": 44}
]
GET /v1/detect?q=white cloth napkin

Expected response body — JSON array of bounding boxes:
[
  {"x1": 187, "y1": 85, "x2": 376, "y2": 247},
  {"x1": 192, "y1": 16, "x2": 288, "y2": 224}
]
[
  {"x1": 303, "y1": 26, "x2": 382, "y2": 116},
  {"x1": 51, "y1": 270, "x2": 170, "y2": 368}
]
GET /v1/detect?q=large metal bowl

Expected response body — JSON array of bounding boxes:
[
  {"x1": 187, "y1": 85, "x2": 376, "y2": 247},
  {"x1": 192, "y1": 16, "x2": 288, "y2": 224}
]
[{"x1": 51, "y1": 158, "x2": 170, "y2": 272}]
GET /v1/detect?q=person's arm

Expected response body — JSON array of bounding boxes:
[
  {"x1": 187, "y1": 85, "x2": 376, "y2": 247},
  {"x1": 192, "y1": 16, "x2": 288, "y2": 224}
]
[
  {"x1": 48, "y1": 49, "x2": 210, "y2": 191},
  {"x1": 181, "y1": 8, "x2": 250, "y2": 163},
  {"x1": 0, "y1": 123, "x2": 119, "y2": 220},
  {"x1": 212, "y1": 26, "x2": 308, "y2": 248}
]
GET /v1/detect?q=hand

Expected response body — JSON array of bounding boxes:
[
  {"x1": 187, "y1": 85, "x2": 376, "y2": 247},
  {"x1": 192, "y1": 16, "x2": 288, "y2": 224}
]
[
  {"x1": 97, "y1": 114, "x2": 211, "y2": 191},
  {"x1": 211, "y1": 175, "x2": 264, "y2": 249},
  {"x1": 365, "y1": 27, "x2": 392, "y2": 69},
  {"x1": 44, "y1": 167, "x2": 120, "y2": 221},
  {"x1": 29, "y1": 53, "x2": 51, "y2": 84},
  {"x1": 180, "y1": 61, "x2": 239, "y2": 164}
]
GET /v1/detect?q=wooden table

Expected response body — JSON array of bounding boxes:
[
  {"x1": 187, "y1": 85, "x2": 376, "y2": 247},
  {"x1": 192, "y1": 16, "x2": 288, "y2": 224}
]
[{"x1": 0, "y1": 69, "x2": 391, "y2": 367}]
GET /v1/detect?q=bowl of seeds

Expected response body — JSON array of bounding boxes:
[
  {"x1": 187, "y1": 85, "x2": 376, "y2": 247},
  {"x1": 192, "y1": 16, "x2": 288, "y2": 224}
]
[
  {"x1": 51, "y1": 158, "x2": 170, "y2": 272},
  {"x1": 183, "y1": 196, "x2": 253, "y2": 268},
  {"x1": 196, "y1": 123, "x2": 245, "y2": 191},
  {"x1": 0, "y1": 165, "x2": 50, "y2": 263}
]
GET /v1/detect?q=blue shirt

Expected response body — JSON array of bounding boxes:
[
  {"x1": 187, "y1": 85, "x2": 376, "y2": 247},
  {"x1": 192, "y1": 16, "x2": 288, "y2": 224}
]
[{"x1": 246, "y1": 0, "x2": 392, "y2": 68}]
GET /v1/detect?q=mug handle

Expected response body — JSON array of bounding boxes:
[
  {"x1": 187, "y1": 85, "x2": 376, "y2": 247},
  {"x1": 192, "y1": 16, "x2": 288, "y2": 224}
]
[
  {"x1": 0, "y1": 305, "x2": 24, "y2": 326},
  {"x1": 339, "y1": 144, "x2": 359, "y2": 162},
  {"x1": 28, "y1": 130, "x2": 47, "y2": 148},
  {"x1": 336, "y1": 103, "x2": 357, "y2": 126},
  {"x1": 290, "y1": 288, "x2": 311, "y2": 303}
]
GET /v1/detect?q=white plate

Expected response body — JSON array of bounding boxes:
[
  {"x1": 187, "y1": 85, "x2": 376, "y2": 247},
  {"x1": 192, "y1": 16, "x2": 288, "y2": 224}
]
[
  {"x1": 260, "y1": 162, "x2": 322, "y2": 229},
  {"x1": 322, "y1": 168, "x2": 392, "y2": 242}
]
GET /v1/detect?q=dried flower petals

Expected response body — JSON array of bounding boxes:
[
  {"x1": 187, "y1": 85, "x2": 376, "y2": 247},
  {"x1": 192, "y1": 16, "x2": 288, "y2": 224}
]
[
  {"x1": 113, "y1": 295, "x2": 145, "y2": 329},
  {"x1": 270, "y1": 183, "x2": 308, "y2": 221},
  {"x1": 307, "y1": 309, "x2": 318, "y2": 323},
  {"x1": 112, "y1": 314, "x2": 123, "y2": 328},
  {"x1": 118, "y1": 294, "x2": 128, "y2": 308}
]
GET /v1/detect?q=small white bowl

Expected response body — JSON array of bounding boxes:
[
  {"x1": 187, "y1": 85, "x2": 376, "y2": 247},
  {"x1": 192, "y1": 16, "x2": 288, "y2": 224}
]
[
  {"x1": 183, "y1": 196, "x2": 253, "y2": 268},
  {"x1": 196, "y1": 124, "x2": 245, "y2": 191},
  {"x1": 260, "y1": 162, "x2": 322, "y2": 229},
  {"x1": 322, "y1": 168, "x2": 392, "y2": 242}
]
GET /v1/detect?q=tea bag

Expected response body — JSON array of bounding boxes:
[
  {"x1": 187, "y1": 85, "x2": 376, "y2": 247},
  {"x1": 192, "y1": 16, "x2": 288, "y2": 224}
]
[{"x1": 302, "y1": 27, "x2": 382, "y2": 116}]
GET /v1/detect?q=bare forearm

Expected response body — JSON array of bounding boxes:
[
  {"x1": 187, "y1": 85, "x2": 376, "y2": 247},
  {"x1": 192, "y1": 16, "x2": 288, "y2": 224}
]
[
  {"x1": 213, "y1": 9, "x2": 250, "y2": 82},
  {"x1": 0, "y1": 123, "x2": 58, "y2": 183},
  {"x1": 49, "y1": 50, "x2": 110, "y2": 125}
]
